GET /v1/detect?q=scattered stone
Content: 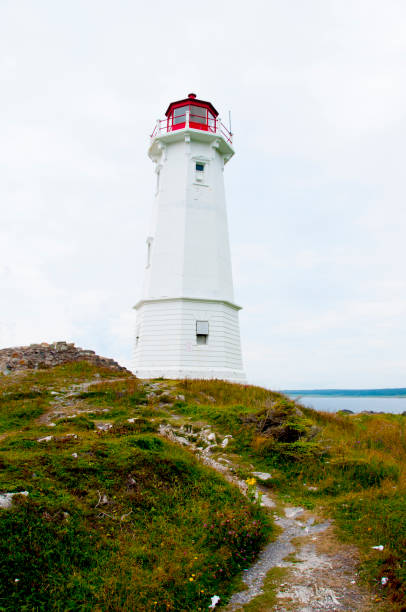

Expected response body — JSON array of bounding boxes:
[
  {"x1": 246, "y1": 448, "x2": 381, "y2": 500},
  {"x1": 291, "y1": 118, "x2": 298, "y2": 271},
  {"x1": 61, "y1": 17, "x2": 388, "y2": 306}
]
[
  {"x1": 217, "y1": 457, "x2": 231, "y2": 464},
  {"x1": 96, "y1": 423, "x2": 113, "y2": 431},
  {"x1": 38, "y1": 435, "x2": 53, "y2": 443},
  {"x1": 285, "y1": 507, "x2": 304, "y2": 519},
  {"x1": 221, "y1": 435, "x2": 232, "y2": 448},
  {"x1": 253, "y1": 471, "x2": 272, "y2": 481},
  {"x1": 0, "y1": 342, "x2": 130, "y2": 373},
  {"x1": 177, "y1": 394, "x2": 185, "y2": 402},
  {"x1": 0, "y1": 491, "x2": 29, "y2": 509}
]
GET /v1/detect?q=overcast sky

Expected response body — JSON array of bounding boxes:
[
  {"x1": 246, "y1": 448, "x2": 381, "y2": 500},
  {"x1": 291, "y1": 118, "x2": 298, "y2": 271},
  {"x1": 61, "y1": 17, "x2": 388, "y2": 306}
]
[{"x1": 1, "y1": 0, "x2": 405, "y2": 388}]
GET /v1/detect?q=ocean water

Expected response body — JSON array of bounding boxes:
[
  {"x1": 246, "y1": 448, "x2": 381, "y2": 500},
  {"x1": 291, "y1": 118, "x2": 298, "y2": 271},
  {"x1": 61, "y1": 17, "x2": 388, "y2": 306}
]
[{"x1": 287, "y1": 395, "x2": 406, "y2": 414}]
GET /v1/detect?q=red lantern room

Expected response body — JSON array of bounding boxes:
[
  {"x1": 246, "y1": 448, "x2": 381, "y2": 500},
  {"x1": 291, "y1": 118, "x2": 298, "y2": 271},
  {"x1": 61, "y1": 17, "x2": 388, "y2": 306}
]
[
  {"x1": 165, "y1": 93, "x2": 218, "y2": 133},
  {"x1": 150, "y1": 93, "x2": 232, "y2": 146}
]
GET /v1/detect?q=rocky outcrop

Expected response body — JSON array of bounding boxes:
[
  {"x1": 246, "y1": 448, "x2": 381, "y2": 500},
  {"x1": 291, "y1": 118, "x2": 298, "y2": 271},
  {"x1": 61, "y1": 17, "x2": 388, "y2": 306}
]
[{"x1": 0, "y1": 342, "x2": 130, "y2": 374}]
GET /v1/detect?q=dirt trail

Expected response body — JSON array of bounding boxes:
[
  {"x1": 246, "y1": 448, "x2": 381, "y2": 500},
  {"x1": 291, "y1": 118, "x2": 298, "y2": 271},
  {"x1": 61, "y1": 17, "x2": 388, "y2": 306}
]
[{"x1": 152, "y1": 382, "x2": 380, "y2": 612}]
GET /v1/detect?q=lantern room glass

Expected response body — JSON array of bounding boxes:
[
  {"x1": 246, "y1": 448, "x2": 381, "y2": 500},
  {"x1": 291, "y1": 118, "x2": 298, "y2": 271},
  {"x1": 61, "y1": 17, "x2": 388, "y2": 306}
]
[
  {"x1": 168, "y1": 103, "x2": 217, "y2": 133},
  {"x1": 173, "y1": 106, "x2": 188, "y2": 125}
]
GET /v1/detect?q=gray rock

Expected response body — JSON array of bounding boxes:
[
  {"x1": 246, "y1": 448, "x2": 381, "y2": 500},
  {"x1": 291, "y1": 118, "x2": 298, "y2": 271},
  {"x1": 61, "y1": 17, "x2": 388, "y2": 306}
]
[
  {"x1": 0, "y1": 491, "x2": 29, "y2": 509},
  {"x1": 253, "y1": 472, "x2": 272, "y2": 481},
  {"x1": 96, "y1": 423, "x2": 113, "y2": 431},
  {"x1": 0, "y1": 342, "x2": 131, "y2": 373},
  {"x1": 37, "y1": 435, "x2": 53, "y2": 443}
]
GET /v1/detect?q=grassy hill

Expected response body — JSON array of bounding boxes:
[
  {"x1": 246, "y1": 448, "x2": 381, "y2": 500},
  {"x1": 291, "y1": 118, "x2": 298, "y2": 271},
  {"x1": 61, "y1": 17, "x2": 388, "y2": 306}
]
[
  {"x1": 1, "y1": 361, "x2": 406, "y2": 610},
  {"x1": 0, "y1": 364, "x2": 271, "y2": 611}
]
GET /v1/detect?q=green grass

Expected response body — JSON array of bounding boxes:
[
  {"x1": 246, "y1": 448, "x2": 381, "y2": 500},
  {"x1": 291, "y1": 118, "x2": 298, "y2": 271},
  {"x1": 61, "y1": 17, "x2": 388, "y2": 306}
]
[
  {"x1": 0, "y1": 366, "x2": 272, "y2": 611},
  {"x1": 3, "y1": 367, "x2": 406, "y2": 610},
  {"x1": 172, "y1": 378, "x2": 406, "y2": 610},
  {"x1": 0, "y1": 362, "x2": 131, "y2": 434}
]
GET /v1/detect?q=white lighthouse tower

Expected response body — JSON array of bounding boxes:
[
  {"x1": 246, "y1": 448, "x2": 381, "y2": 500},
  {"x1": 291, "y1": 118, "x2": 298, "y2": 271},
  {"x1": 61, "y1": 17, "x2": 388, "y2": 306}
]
[{"x1": 134, "y1": 93, "x2": 246, "y2": 382}]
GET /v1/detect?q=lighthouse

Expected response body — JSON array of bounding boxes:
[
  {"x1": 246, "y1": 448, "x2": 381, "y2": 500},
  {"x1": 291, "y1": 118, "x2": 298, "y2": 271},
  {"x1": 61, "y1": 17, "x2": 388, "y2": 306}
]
[{"x1": 134, "y1": 93, "x2": 246, "y2": 382}]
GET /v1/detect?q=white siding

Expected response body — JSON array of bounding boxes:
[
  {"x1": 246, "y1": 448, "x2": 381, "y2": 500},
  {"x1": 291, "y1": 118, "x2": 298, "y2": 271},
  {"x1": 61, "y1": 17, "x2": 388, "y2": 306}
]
[{"x1": 134, "y1": 298, "x2": 245, "y2": 382}]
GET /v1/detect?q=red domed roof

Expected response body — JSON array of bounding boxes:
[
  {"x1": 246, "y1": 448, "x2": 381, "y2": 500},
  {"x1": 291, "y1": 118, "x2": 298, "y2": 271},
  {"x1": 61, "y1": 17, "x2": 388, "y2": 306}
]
[{"x1": 165, "y1": 93, "x2": 219, "y2": 118}]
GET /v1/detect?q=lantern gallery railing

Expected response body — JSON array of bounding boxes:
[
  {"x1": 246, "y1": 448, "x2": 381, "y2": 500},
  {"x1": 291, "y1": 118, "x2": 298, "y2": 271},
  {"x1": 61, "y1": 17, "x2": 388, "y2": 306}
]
[{"x1": 151, "y1": 111, "x2": 233, "y2": 144}]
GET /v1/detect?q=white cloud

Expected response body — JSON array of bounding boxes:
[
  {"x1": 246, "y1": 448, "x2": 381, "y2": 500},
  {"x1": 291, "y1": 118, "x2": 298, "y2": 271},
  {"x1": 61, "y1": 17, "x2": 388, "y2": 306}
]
[{"x1": 1, "y1": 0, "x2": 405, "y2": 387}]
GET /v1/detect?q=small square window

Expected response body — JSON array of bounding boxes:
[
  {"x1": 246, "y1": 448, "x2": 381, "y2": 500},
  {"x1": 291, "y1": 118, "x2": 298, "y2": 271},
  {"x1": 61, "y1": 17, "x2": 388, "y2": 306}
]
[
  {"x1": 196, "y1": 321, "x2": 209, "y2": 335},
  {"x1": 196, "y1": 320, "x2": 209, "y2": 345},
  {"x1": 196, "y1": 162, "x2": 205, "y2": 172}
]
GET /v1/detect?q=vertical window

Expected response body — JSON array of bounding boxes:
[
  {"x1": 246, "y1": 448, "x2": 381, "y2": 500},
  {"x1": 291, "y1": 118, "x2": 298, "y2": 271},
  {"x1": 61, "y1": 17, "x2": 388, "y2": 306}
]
[
  {"x1": 195, "y1": 162, "x2": 205, "y2": 182},
  {"x1": 155, "y1": 168, "x2": 160, "y2": 194},
  {"x1": 196, "y1": 320, "x2": 209, "y2": 345},
  {"x1": 146, "y1": 237, "x2": 153, "y2": 267}
]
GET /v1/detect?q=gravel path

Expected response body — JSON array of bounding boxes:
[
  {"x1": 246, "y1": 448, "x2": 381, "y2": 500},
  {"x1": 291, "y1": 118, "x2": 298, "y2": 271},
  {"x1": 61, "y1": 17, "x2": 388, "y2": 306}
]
[{"x1": 155, "y1": 385, "x2": 379, "y2": 612}]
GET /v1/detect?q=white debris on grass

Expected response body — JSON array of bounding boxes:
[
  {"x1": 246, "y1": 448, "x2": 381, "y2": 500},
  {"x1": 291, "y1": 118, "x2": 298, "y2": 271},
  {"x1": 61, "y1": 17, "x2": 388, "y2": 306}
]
[
  {"x1": 381, "y1": 576, "x2": 389, "y2": 586},
  {"x1": 37, "y1": 435, "x2": 53, "y2": 443},
  {"x1": 209, "y1": 595, "x2": 220, "y2": 608},
  {"x1": 72, "y1": 453, "x2": 78, "y2": 458},
  {"x1": 372, "y1": 545, "x2": 384, "y2": 551},
  {"x1": 96, "y1": 423, "x2": 113, "y2": 431},
  {"x1": 0, "y1": 491, "x2": 29, "y2": 509}
]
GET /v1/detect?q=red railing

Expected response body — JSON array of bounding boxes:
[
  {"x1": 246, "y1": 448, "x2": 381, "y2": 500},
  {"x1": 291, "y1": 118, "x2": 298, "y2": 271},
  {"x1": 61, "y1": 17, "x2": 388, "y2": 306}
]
[{"x1": 150, "y1": 111, "x2": 233, "y2": 144}]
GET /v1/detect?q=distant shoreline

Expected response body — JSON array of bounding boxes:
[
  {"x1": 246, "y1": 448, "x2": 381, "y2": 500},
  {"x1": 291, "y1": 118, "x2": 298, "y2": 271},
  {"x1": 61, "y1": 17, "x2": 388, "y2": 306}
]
[{"x1": 283, "y1": 388, "x2": 406, "y2": 398}]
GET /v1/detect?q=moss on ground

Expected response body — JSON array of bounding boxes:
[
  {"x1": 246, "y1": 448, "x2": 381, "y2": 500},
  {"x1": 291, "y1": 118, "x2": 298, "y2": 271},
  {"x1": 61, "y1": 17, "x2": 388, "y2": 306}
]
[{"x1": 0, "y1": 365, "x2": 271, "y2": 611}]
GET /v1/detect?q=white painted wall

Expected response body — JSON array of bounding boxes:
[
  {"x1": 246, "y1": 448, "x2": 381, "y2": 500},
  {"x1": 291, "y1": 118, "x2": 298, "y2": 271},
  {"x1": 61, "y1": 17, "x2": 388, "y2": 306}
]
[
  {"x1": 134, "y1": 124, "x2": 246, "y2": 382},
  {"x1": 134, "y1": 298, "x2": 245, "y2": 381}
]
